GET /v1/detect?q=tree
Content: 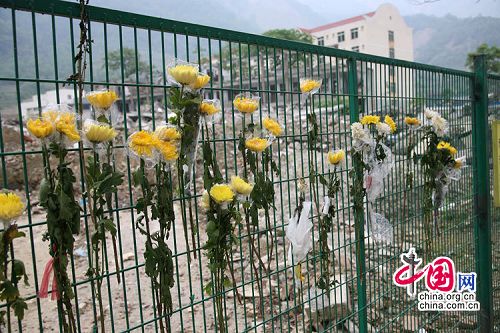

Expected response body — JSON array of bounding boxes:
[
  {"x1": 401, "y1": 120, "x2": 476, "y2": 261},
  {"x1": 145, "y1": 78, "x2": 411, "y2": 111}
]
[
  {"x1": 466, "y1": 43, "x2": 500, "y2": 74},
  {"x1": 107, "y1": 47, "x2": 150, "y2": 82},
  {"x1": 262, "y1": 29, "x2": 313, "y2": 44}
]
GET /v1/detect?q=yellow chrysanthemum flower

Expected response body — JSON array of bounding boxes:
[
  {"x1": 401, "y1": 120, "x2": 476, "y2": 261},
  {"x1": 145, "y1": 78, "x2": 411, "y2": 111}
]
[
  {"x1": 209, "y1": 184, "x2": 235, "y2": 204},
  {"x1": 328, "y1": 149, "x2": 345, "y2": 166},
  {"x1": 230, "y1": 176, "x2": 254, "y2": 196},
  {"x1": 200, "y1": 102, "x2": 221, "y2": 116},
  {"x1": 86, "y1": 90, "x2": 118, "y2": 111},
  {"x1": 233, "y1": 96, "x2": 259, "y2": 114},
  {"x1": 262, "y1": 117, "x2": 282, "y2": 136},
  {"x1": 360, "y1": 115, "x2": 380, "y2": 125},
  {"x1": 26, "y1": 118, "x2": 55, "y2": 139},
  {"x1": 404, "y1": 117, "x2": 421, "y2": 127},
  {"x1": 245, "y1": 137, "x2": 268, "y2": 152},
  {"x1": 154, "y1": 126, "x2": 181, "y2": 142},
  {"x1": 190, "y1": 74, "x2": 211, "y2": 89},
  {"x1": 154, "y1": 140, "x2": 179, "y2": 162},
  {"x1": 384, "y1": 115, "x2": 396, "y2": 133},
  {"x1": 55, "y1": 112, "x2": 80, "y2": 142},
  {"x1": 300, "y1": 79, "x2": 321, "y2": 93},
  {"x1": 437, "y1": 141, "x2": 458, "y2": 156},
  {"x1": 168, "y1": 64, "x2": 199, "y2": 85},
  {"x1": 42, "y1": 110, "x2": 60, "y2": 123},
  {"x1": 83, "y1": 122, "x2": 117, "y2": 143},
  {"x1": 0, "y1": 192, "x2": 24, "y2": 223},
  {"x1": 128, "y1": 130, "x2": 157, "y2": 158}
]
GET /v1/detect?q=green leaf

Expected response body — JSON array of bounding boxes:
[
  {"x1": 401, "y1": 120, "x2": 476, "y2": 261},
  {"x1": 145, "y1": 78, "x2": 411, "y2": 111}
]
[
  {"x1": 132, "y1": 170, "x2": 144, "y2": 187},
  {"x1": 203, "y1": 282, "x2": 213, "y2": 296},
  {"x1": 0, "y1": 280, "x2": 19, "y2": 302},
  {"x1": 100, "y1": 219, "x2": 117, "y2": 237},
  {"x1": 38, "y1": 178, "x2": 51, "y2": 205},
  {"x1": 11, "y1": 259, "x2": 28, "y2": 285},
  {"x1": 223, "y1": 277, "x2": 232, "y2": 289},
  {"x1": 96, "y1": 115, "x2": 109, "y2": 124},
  {"x1": 11, "y1": 298, "x2": 27, "y2": 320}
]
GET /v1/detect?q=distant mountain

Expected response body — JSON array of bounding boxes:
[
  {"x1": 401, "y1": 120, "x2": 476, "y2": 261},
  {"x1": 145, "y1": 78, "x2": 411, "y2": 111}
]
[
  {"x1": 87, "y1": 0, "x2": 323, "y2": 33},
  {"x1": 404, "y1": 14, "x2": 500, "y2": 70}
]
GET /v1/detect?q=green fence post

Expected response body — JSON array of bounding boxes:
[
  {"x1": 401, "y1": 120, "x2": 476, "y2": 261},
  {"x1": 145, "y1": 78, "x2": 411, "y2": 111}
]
[
  {"x1": 347, "y1": 56, "x2": 368, "y2": 333},
  {"x1": 472, "y1": 54, "x2": 492, "y2": 333}
]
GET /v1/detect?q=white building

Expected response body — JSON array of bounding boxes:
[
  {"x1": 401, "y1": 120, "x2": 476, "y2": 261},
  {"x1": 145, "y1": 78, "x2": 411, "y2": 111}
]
[
  {"x1": 301, "y1": 4, "x2": 415, "y2": 113},
  {"x1": 20, "y1": 88, "x2": 91, "y2": 117},
  {"x1": 301, "y1": 3, "x2": 413, "y2": 61}
]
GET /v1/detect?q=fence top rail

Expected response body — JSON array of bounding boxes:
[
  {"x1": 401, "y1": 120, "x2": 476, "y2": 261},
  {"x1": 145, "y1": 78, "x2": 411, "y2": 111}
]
[
  {"x1": 0, "y1": 0, "x2": 476, "y2": 78},
  {"x1": 488, "y1": 73, "x2": 500, "y2": 80}
]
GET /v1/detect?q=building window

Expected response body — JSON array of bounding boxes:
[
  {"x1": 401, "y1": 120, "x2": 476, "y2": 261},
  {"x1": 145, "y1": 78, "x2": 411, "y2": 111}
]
[
  {"x1": 332, "y1": 44, "x2": 339, "y2": 49},
  {"x1": 317, "y1": 37, "x2": 324, "y2": 46},
  {"x1": 389, "y1": 48, "x2": 395, "y2": 58},
  {"x1": 338, "y1": 32, "x2": 345, "y2": 43},
  {"x1": 352, "y1": 46, "x2": 360, "y2": 52},
  {"x1": 351, "y1": 28, "x2": 359, "y2": 39},
  {"x1": 388, "y1": 30, "x2": 394, "y2": 42}
]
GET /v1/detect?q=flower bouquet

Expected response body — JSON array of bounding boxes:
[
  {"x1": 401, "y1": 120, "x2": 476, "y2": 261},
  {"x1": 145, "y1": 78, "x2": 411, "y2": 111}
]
[
  {"x1": 0, "y1": 191, "x2": 28, "y2": 330},
  {"x1": 27, "y1": 105, "x2": 81, "y2": 333}
]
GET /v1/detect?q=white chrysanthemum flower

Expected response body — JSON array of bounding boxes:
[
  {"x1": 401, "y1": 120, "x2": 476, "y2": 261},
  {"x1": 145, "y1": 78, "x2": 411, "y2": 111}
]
[
  {"x1": 376, "y1": 122, "x2": 392, "y2": 136},
  {"x1": 431, "y1": 115, "x2": 448, "y2": 136},
  {"x1": 424, "y1": 108, "x2": 438, "y2": 120},
  {"x1": 351, "y1": 122, "x2": 367, "y2": 140}
]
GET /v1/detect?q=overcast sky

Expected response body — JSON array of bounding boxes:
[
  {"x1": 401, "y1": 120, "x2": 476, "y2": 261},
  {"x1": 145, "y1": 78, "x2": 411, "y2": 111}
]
[{"x1": 300, "y1": 0, "x2": 500, "y2": 20}]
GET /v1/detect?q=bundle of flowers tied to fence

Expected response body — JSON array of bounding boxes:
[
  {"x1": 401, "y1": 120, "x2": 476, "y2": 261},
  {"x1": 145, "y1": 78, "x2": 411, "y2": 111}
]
[
  {"x1": 128, "y1": 125, "x2": 181, "y2": 333},
  {"x1": 288, "y1": 77, "x2": 345, "y2": 291},
  {"x1": 0, "y1": 191, "x2": 28, "y2": 328},
  {"x1": 26, "y1": 104, "x2": 81, "y2": 332},
  {"x1": 200, "y1": 119, "x2": 245, "y2": 333},
  {"x1": 83, "y1": 89, "x2": 123, "y2": 333},
  {"x1": 418, "y1": 108, "x2": 465, "y2": 236},
  {"x1": 166, "y1": 59, "x2": 211, "y2": 261},
  {"x1": 350, "y1": 114, "x2": 397, "y2": 243},
  {"x1": 233, "y1": 92, "x2": 282, "y2": 310}
]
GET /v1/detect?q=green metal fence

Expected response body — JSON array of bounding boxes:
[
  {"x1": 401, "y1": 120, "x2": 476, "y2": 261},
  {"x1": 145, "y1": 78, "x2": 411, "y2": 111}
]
[{"x1": 0, "y1": 0, "x2": 497, "y2": 332}]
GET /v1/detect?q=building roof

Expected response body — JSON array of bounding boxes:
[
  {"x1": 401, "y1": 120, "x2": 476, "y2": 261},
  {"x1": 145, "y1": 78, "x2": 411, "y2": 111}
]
[{"x1": 300, "y1": 11, "x2": 375, "y2": 34}]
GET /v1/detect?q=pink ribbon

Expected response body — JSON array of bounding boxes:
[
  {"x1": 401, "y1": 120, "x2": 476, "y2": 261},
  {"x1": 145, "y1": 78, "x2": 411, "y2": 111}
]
[
  {"x1": 38, "y1": 258, "x2": 60, "y2": 300},
  {"x1": 365, "y1": 175, "x2": 373, "y2": 190}
]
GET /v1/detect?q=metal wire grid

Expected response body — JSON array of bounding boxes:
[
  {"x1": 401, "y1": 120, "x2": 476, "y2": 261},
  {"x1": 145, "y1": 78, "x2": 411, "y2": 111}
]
[{"x1": 0, "y1": 0, "x2": 496, "y2": 332}]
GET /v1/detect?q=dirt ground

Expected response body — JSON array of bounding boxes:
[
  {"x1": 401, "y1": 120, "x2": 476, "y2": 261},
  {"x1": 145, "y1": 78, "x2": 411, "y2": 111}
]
[{"x1": 3, "y1": 110, "x2": 496, "y2": 332}]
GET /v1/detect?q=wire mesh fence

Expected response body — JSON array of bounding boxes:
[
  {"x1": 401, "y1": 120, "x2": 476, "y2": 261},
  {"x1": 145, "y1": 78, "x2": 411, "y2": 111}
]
[{"x1": 0, "y1": 0, "x2": 497, "y2": 332}]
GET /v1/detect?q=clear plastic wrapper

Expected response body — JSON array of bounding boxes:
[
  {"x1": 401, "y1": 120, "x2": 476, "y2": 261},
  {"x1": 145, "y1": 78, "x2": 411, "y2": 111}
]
[
  {"x1": 321, "y1": 196, "x2": 330, "y2": 215},
  {"x1": 262, "y1": 116, "x2": 283, "y2": 139},
  {"x1": 327, "y1": 149, "x2": 346, "y2": 169},
  {"x1": 368, "y1": 210, "x2": 394, "y2": 244},
  {"x1": 43, "y1": 104, "x2": 81, "y2": 147},
  {"x1": 0, "y1": 190, "x2": 25, "y2": 228},
  {"x1": 85, "y1": 89, "x2": 118, "y2": 114},
  {"x1": 432, "y1": 177, "x2": 450, "y2": 209},
  {"x1": 286, "y1": 201, "x2": 312, "y2": 265},
  {"x1": 233, "y1": 92, "x2": 261, "y2": 116},
  {"x1": 299, "y1": 78, "x2": 322, "y2": 96},
  {"x1": 26, "y1": 109, "x2": 56, "y2": 142},
  {"x1": 166, "y1": 59, "x2": 200, "y2": 87},
  {"x1": 200, "y1": 99, "x2": 222, "y2": 124},
  {"x1": 81, "y1": 118, "x2": 117, "y2": 154},
  {"x1": 126, "y1": 130, "x2": 158, "y2": 168}
]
